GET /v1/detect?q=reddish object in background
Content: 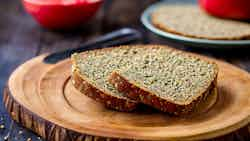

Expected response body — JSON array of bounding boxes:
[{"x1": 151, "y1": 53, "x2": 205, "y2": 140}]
[
  {"x1": 199, "y1": 0, "x2": 250, "y2": 20},
  {"x1": 22, "y1": 0, "x2": 103, "y2": 29}
]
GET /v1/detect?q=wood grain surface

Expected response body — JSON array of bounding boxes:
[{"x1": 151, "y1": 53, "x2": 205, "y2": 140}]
[
  {"x1": 3, "y1": 49, "x2": 250, "y2": 141},
  {"x1": 1, "y1": 0, "x2": 250, "y2": 140}
]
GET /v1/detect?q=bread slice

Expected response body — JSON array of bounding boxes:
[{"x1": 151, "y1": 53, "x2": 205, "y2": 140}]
[
  {"x1": 151, "y1": 5, "x2": 250, "y2": 40},
  {"x1": 71, "y1": 50, "x2": 140, "y2": 112},
  {"x1": 109, "y1": 47, "x2": 218, "y2": 115}
]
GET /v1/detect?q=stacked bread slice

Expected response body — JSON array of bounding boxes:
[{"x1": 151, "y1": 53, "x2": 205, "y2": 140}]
[{"x1": 71, "y1": 45, "x2": 218, "y2": 115}]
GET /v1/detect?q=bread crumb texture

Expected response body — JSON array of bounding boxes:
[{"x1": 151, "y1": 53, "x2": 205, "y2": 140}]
[
  {"x1": 73, "y1": 45, "x2": 217, "y2": 104},
  {"x1": 152, "y1": 5, "x2": 250, "y2": 40}
]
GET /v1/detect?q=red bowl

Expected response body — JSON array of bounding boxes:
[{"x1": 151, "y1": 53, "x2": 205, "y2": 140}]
[
  {"x1": 199, "y1": 0, "x2": 250, "y2": 20},
  {"x1": 22, "y1": 0, "x2": 103, "y2": 29}
]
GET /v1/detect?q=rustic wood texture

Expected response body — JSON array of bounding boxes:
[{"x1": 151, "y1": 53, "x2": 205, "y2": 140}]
[
  {"x1": 3, "y1": 49, "x2": 250, "y2": 141},
  {"x1": 1, "y1": 0, "x2": 250, "y2": 140}
]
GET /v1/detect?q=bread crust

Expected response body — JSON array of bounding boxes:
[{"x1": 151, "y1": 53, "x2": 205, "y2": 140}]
[
  {"x1": 70, "y1": 45, "x2": 170, "y2": 112},
  {"x1": 71, "y1": 44, "x2": 218, "y2": 114},
  {"x1": 109, "y1": 71, "x2": 217, "y2": 115},
  {"x1": 71, "y1": 60, "x2": 139, "y2": 112}
]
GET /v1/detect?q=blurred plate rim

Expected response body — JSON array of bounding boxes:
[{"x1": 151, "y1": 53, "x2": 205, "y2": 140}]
[{"x1": 141, "y1": 2, "x2": 250, "y2": 49}]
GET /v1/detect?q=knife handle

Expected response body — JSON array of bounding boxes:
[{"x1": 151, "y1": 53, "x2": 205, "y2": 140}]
[{"x1": 44, "y1": 28, "x2": 144, "y2": 64}]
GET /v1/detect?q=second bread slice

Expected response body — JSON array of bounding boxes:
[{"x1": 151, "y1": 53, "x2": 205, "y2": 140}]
[{"x1": 109, "y1": 49, "x2": 218, "y2": 115}]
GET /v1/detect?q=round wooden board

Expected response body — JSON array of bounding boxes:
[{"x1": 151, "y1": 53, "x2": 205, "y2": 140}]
[{"x1": 3, "y1": 52, "x2": 250, "y2": 141}]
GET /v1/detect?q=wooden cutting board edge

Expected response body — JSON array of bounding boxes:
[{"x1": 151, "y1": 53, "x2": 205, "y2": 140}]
[{"x1": 3, "y1": 52, "x2": 250, "y2": 141}]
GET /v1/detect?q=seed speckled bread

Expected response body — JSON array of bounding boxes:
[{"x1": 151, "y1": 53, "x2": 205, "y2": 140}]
[
  {"x1": 151, "y1": 5, "x2": 250, "y2": 40},
  {"x1": 108, "y1": 46, "x2": 218, "y2": 115},
  {"x1": 71, "y1": 50, "x2": 140, "y2": 112}
]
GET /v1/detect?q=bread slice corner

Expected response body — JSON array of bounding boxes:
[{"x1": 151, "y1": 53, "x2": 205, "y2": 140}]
[{"x1": 71, "y1": 53, "x2": 139, "y2": 112}]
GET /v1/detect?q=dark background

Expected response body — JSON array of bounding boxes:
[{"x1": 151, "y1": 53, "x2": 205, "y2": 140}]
[{"x1": 0, "y1": 0, "x2": 250, "y2": 140}]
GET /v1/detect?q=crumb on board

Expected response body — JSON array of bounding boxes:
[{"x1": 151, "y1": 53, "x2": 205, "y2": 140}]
[
  {"x1": 27, "y1": 137, "x2": 32, "y2": 141},
  {"x1": 0, "y1": 124, "x2": 4, "y2": 129},
  {"x1": 18, "y1": 130, "x2": 23, "y2": 134},
  {"x1": 4, "y1": 135, "x2": 8, "y2": 141}
]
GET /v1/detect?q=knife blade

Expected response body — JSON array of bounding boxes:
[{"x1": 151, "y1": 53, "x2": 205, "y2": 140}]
[{"x1": 43, "y1": 28, "x2": 144, "y2": 64}]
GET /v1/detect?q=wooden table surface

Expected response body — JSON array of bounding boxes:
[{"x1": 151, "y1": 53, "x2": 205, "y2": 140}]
[{"x1": 1, "y1": 0, "x2": 250, "y2": 140}]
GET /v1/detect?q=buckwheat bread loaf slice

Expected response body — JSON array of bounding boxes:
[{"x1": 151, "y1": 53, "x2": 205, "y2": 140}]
[
  {"x1": 71, "y1": 50, "x2": 140, "y2": 112},
  {"x1": 72, "y1": 45, "x2": 176, "y2": 112},
  {"x1": 109, "y1": 47, "x2": 218, "y2": 115},
  {"x1": 151, "y1": 5, "x2": 250, "y2": 40}
]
